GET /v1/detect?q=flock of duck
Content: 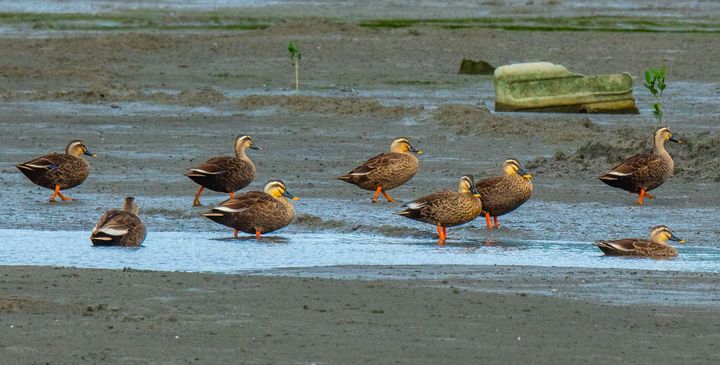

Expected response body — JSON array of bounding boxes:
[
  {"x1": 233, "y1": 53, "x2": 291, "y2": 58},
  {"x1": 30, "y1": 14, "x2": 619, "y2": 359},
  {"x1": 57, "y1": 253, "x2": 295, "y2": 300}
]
[{"x1": 15, "y1": 126, "x2": 686, "y2": 258}]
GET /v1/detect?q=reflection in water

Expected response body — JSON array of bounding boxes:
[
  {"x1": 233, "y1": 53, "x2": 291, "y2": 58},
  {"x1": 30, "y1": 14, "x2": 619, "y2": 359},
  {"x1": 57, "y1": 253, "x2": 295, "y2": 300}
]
[{"x1": 0, "y1": 229, "x2": 718, "y2": 274}]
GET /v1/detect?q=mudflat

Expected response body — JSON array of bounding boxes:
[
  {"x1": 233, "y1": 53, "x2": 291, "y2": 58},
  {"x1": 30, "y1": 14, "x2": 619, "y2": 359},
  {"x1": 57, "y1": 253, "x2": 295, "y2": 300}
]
[
  {"x1": 1, "y1": 1, "x2": 720, "y2": 364},
  {"x1": 2, "y1": 265, "x2": 720, "y2": 364}
]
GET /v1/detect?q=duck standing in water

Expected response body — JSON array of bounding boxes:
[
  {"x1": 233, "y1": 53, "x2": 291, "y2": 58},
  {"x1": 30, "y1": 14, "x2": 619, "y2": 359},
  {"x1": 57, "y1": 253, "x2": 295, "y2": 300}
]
[
  {"x1": 475, "y1": 159, "x2": 532, "y2": 229},
  {"x1": 338, "y1": 137, "x2": 422, "y2": 203},
  {"x1": 397, "y1": 175, "x2": 482, "y2": 244},
  {"x1": 599, "y1": 126, "x2": 681, "y2": 205},
  {"x1": 90, "y1": 197, "x2": 147, "y2": 247},
  {"x1": 16, "y1": 140, "x2": 95, "y2": 202},
  {"x1": 185, "y1": 135, "x2": 260, "y2": 206},
  {"x1": 203, "y1": 180, "x2": 299, "y2": 238},
  {"x1": 594, "y1": 225, "x2": 685, "y2": 258}
]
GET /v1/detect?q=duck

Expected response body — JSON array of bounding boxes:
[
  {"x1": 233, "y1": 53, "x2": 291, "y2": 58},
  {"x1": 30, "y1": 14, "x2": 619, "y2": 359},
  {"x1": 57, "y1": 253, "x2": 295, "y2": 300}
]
[
  {"x1": 203, "y1": 179, "x2": 299, "y2": 238},
  {"x1": 337, "y1": 137, "x2": 422, "y2": 203},
  {"x1": 16, "y1": 140, "x2": 95, "y2": 202},
  {"x1": 397, "y1": 175, "x2": 483, "y2": 244},
  {"x1": 599, "y1": 126, "x2": 681, "y2": 205},
  {"x1": 594, "y1": 225, "x2": 685, "y2": 258},
  {"x1": 475, "y1": 159, "x2": 533, "y2": 229},
  {"x1": 185, "y1": 135, "x2": 260, "y2": 206},
  {"x1": 90, "y1": 197, "x2": 147, "y2": 247}
]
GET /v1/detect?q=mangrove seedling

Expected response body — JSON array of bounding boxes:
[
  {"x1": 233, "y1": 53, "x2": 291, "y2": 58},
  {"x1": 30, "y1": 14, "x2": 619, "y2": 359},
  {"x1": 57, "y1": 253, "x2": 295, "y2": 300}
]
[
  {"x1": 288, "y1": 42, "x2": 302, "y2": 92},
  {"x1": 643, "y1": 65, "x2": 666, "y2": 124}
]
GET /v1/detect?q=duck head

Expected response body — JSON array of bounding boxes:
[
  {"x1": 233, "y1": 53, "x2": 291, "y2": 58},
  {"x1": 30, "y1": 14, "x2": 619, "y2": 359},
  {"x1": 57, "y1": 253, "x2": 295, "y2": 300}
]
[
  {"x1": 503, "y1": 159, "x2": 532, "y2": 180},
  {"x1": 650, "y1": 225, "x2": 685, "y2": 245},
  {"x1": 459, "y1": 175, "x2": 481, "y2": 198},
  {"x1": 390, "y1": 137, "x2": 422, "y2": 155},
  {"x1": 235, "y1": 135, "x2": 261, "y2": 157},
  {"x1": 122, "y1": 196, "x2": 140, "y2": 215},
  {"x1": 654, "y1": 126, "x2": 681, "y2": 145},
  {"x1": 66, "y1": 140, "x2": 95, "y2": 158},
  {"x1": 265, "y1": 179, "x2": 299, "y2": 201}
]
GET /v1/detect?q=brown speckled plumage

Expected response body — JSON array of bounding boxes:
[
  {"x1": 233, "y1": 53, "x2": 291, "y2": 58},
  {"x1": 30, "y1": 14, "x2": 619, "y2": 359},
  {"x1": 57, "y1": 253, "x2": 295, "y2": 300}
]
[
  {"x1": 594, "y1": 225, "x2": 684, "y2": 258},
  {"x1": 203, "y1": 180, "x2": 297, "y2": 237},
  {"x1": 338, "y1": 152, "x2": 419, "y2": 191},
  {"x1": 186, "y1": 135, "x2": 258, "y2": 193},
  {"x1": 90, "y1": 197, "x2": 146, "y2": 247},
  {"x1": 599, "y1": 127, "x2": 680, "y2": 203},
  {"x1": 398, "y1": 190, "x2": 483, "y2": 228},
  {"x1": 398, "y1": 176, "x2": 482, "y2": 243},
  {"x1": 338, "y1": 138, "x2": 422, "y2": 203},
  {"x1": 16, "y1": 140, "x2": 92, "y2": 191},
  {"x1": 186, "y1": 155, "x2": 256, "y2": 193},
  {"x1": 476, "y1": 173, "x2": 532, "y2": 217}
]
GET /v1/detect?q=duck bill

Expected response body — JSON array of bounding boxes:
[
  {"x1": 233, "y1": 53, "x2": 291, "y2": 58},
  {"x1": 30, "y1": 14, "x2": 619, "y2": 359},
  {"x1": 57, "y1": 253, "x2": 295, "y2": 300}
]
[
  {"x1": 250, "y1": 145, "x2": 262, "y2": 150},
  {"x1": 669, "y1": 233, "x2": 686, "y2": 244},
  {"x1": 471, "y1": 186, "x2": 481, "y2": 199},
  {"x1": 84, "y1": 150, "x2": 97, "y2": 157},
  {"x1": 409, "y1": 145, "x2": 423, "y2": 155},
  {"x1": 283, "y1": 190, "x2": 299, "y2": 201},
  {"x1": 669, "y1": 137, "x2": 682, "y2": 144},
  {"x1": 518, "y1": 168, "x2": 532, "y2": 180}
]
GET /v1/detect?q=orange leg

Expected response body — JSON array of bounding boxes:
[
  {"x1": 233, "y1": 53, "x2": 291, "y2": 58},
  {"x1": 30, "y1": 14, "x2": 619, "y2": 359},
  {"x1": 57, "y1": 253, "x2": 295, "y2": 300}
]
[
  {"x1": 233, "y1": 229, "x2": 239, "y2": 238},
  {"x1": 372, "y1": 186, "x2": 382, "y2": 203},
  {"x1": 381, "y1": 190, "x2": 394, "y2": 203},
  {"x1": 49, "y1": 185, "x2": 73, "y2": 202},
  {"x1": 436, "y1": 225, "x2": 446, "y2": 244},
  {"x1": 193, "y1": 186, "x2": 205, "y2": 206},
  {"x1": 442, "y1": 227, "x2": 447, "y2": 241},
  {"x1": 493, "y1": 216, "x2": 499, "y2": 228},
  {"x1": 485, "y1": 212, "x2": 493, "y2": 229},
  {"x1": 49, "y1": 185, "x2": 60, "y2": 202},
  {"x1": 636, "y1": 188, "x2": 646, "y2": 206},
  {"x1": 228, "y1": 191, "x2": 235, "y2": 199},
  {"x1": 255, "y1": 229, "x2": 261, "y2": 239}
]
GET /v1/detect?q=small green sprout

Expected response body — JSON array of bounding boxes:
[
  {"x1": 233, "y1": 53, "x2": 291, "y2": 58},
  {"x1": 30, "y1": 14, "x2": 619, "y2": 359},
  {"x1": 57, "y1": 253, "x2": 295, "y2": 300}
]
[
  {"x1": 288, "y1": 42, "x2": 302, "y2": 92},
  {"x1": 643, "y1": 65, "x2": 666, "y2": 124}
]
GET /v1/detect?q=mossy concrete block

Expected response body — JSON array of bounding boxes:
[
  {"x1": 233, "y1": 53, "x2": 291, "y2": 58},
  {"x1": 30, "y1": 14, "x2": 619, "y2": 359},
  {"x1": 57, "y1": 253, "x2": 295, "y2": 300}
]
[
  {"x1": 458, "y1": 59, "x2": 495, "y2": 75},
  {"x1": 494, "y1": 62, "x2": 638, "y2": 113}
]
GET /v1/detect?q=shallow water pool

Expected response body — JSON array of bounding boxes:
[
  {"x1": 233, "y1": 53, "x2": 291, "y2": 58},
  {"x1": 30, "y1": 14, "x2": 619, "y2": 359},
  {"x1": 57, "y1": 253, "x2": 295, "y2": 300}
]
[{"x1": 1, "y1": 229, "x2": 718, "y2": 273}]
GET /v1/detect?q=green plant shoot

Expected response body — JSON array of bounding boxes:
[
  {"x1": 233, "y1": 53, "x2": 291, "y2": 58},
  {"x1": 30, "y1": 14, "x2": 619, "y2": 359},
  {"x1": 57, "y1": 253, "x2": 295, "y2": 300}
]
[
  {"x1": 288, "y1": 42, "x2": 302, "y2": 92},
  {"x1": 643, "y1": 65, "x2": 666, "y2": 124}
]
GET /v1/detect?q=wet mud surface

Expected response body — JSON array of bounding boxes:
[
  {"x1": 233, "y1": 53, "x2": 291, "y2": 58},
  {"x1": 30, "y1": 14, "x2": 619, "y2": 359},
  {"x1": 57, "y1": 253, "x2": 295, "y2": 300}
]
[{"x1": 0, "y1": 0, "x2": 717, "y2": 290}]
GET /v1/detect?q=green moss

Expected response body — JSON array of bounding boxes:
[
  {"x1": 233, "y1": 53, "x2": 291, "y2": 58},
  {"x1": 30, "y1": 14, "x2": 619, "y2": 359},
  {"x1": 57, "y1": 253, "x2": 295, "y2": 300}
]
[{"x1": 358, "y1": 16, "x2": 720, "y2": 33}]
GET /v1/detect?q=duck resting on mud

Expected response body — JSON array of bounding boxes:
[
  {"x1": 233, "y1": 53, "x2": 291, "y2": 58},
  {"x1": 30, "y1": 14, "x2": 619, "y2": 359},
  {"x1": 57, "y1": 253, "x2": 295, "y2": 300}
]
[
  {"x1": 337, "y1": 137, "x2": 422, "y2": 204},
  {"x1": 594, "y1": 225, "x2": 685, "y2": 258},
  {"x1": 599, "y1": 126, "x2": 681, "y2": 205},
  {"x1": 90, "y1": 197, "x2": 147, "y2": 247}
]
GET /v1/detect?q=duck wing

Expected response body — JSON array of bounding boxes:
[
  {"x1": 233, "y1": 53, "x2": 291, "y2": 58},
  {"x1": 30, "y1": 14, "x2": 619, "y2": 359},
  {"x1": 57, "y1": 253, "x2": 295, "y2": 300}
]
[
  {"x1": 185, "y1": 156, "x2": 233, "y2": 177},
  {"x1": 338, "y1": 152, "x2": 398, "y2": 182},
  {"x1": 397, "y1": 190, "x2": 455, "y2": 222},
  {"x1": 90, "y1": 210, "x2": 143, "y2": 245},
  {"x1": 599, "y1": 153, "x2": 659, "y2": 181},
  {"x1": 204, "y1": 191, "x2": 277, "y2": 220}
]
